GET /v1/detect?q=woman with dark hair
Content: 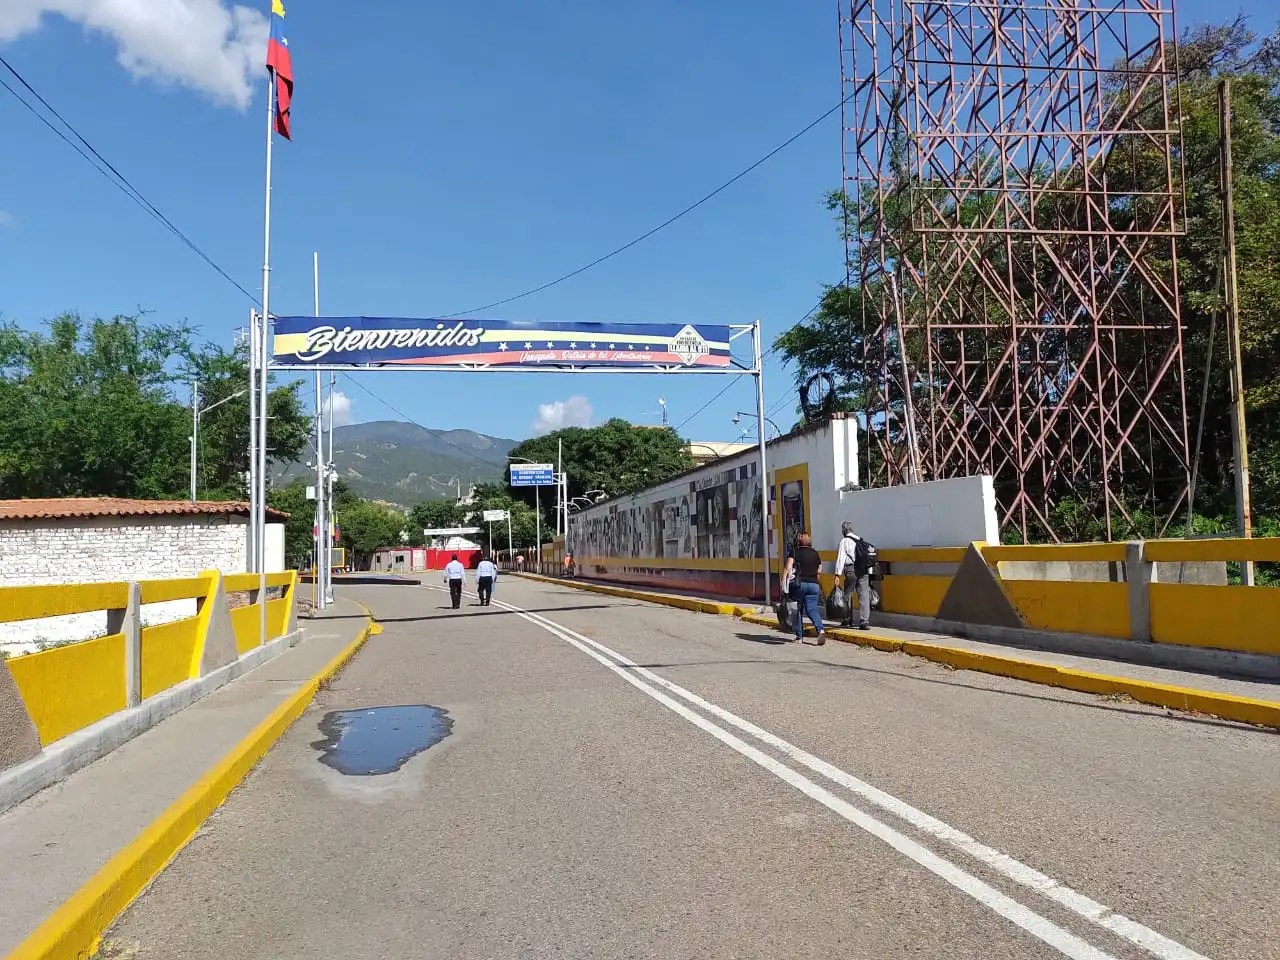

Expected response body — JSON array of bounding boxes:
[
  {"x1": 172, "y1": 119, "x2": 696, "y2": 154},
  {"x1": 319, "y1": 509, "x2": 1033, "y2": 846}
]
[{"x1": 780, "y1": 532, "x2": 827, "y2": 645}]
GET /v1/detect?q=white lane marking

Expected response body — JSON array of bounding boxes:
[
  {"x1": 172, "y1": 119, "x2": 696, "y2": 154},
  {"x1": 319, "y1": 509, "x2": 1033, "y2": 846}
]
[
  {"x1": 501, "y1": 604, "x2": 1211, "y2": 960},
  {"x1": 420, "y1": 589, "x2": 1117, "y2": 960}
]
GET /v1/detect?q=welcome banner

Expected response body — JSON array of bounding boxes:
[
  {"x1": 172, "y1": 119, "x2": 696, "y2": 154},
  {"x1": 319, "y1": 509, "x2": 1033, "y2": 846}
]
[{"x1": 270, "y1": 317, "x2": 736, "y2": 370}]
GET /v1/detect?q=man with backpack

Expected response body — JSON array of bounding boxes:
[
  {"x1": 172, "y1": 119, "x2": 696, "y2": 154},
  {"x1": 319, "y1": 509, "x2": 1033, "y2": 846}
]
[{"x1": 834, "y1": 521, "x2": 876, "y2": 630}]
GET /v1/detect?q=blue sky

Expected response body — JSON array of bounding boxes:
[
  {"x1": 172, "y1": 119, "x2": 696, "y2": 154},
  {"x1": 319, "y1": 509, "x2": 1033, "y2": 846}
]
[{"x1": 0, "y1": 0, "x2": 1271, "y2": 445}]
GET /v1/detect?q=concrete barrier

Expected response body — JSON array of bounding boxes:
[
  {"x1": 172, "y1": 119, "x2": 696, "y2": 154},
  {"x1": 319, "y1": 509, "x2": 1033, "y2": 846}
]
[{"x1": 0, "y1": 569, "x2": 300, "y2": 812}]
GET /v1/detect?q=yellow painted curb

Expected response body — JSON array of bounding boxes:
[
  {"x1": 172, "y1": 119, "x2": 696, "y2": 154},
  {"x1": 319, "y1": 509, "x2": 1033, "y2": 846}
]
[
  {"x1": 6, "y1": 606, "x2": 380, "y2": 960},
  {"x1": 526, "y1": 573, "x2": 1280, "y2": 732}
]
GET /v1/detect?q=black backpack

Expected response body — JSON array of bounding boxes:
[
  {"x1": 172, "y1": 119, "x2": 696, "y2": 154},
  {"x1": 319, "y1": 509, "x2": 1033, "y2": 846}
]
[{"x1": 853, "y1": 536, "x2": 878, "y2": 576}]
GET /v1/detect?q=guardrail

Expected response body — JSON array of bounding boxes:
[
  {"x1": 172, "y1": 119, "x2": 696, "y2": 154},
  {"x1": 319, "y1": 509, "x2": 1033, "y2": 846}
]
[
  {"x1": 871, "y1": 539, "x2": 1280, "y2": 660},
  {"x1": 0, "y1": 570, "x2": 299, "y2": 788}
]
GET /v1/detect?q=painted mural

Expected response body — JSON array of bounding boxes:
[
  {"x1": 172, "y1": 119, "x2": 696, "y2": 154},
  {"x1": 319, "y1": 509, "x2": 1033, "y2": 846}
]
[{"x1": 570, "y1": 463, "x2": 765, "y2": 561}]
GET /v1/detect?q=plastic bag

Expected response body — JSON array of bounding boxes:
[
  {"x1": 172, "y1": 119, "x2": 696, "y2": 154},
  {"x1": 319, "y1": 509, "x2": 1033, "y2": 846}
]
[
  {"x1": 826, "y1": 584, "x2": 850, "y2": 621},
  {"x1": 775, "y1": 600, "x2": 799, "y2": 631}
]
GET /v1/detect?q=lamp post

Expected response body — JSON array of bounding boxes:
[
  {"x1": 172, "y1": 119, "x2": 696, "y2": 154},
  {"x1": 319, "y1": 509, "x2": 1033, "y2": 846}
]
[
  {"x1": 190, "y1": 383, "x2": 248, "y2": 501},
  {"x1": 732, "y1": 410, "x2": 782, "y2": 440}
]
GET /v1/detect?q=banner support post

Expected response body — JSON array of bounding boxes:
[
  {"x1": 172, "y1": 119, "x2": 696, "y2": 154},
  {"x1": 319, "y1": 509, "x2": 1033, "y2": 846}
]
[{"x1": 753, "y1": 320, "x2": 772, "y2": 612}]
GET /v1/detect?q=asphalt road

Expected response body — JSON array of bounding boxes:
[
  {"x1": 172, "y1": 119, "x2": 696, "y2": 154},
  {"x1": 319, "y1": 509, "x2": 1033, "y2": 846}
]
[{"x1": 106, "y1": 576, "x2": 1280, "y2": 960}]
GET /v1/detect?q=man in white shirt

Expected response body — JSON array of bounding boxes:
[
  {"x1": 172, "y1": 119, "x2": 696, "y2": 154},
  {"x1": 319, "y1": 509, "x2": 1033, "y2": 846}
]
[
  {"x1": 476, "y1": 555, "x2": 498, "y2": 606},
  {"x1": 834, "y1": 521, "x2": 871, "y2": 630},
  {"x1": 443, "y1": 553, "x2": 466, "y2": 609}
]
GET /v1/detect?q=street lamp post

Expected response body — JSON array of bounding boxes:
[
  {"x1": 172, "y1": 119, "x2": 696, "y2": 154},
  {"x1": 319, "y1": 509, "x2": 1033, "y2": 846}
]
[
  {"x1": 732, "y1": 410, "x2": 783, "y2": 440},
  {"x1": 190, "y1": 382, "x2": 248, "y2": 501}
]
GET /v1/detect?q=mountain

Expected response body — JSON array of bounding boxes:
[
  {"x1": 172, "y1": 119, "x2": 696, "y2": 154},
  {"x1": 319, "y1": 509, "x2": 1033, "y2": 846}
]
[{"x1": 279, "y1": 420, "x2": 519, "y2": 507}]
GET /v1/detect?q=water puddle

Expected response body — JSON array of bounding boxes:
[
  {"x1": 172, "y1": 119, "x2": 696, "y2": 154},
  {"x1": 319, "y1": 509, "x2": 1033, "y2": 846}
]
[{"x1": 312, "y1": 705, "x2": 453, "y2": 776}]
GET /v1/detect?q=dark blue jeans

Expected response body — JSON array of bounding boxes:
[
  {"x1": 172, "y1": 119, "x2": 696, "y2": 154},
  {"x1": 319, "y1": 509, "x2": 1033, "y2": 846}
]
[{"x1": 794, "y1": 580, "x2": 823, "y2": 639}]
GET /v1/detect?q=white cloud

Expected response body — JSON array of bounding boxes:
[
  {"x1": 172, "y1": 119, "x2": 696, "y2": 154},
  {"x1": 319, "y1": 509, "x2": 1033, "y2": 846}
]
[
  {"x1": 532, "y1": 395, "x2": 593, "y2": 434},
  {"x1": 0, "y1": 1, "x2": 270, "y2": 109},
  {"x1": 323, "y1": 389, "x2": 354, "y2": 427},
  {"x1": 0, "y1": 211, "x2": 14, "y2": 228}
]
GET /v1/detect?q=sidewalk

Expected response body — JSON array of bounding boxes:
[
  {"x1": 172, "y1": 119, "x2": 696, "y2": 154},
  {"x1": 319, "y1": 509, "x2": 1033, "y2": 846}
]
[
  {"x1": 0, "y1": 600, "x2": 371, "y2": 957},
  {"x1": 515, "y1": 573, "x2": 1280, "y2": 727}
]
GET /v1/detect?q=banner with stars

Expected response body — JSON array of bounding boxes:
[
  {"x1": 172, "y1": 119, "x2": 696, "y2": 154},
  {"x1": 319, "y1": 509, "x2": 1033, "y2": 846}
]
[{"x1": 269, "y1": 317, "x2": 738, "y2": 371}]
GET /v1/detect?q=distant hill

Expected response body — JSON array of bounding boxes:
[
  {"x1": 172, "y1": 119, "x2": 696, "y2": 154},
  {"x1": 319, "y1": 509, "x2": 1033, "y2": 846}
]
[{"x1": 278, "y1": 420, "x2": 518, "y2": 507}]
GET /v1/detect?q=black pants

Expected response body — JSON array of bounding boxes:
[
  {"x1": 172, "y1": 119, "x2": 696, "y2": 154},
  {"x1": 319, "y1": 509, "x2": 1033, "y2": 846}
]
[
  {"x1": 448, "y1": 579, "x2": 463, "y2": 609},
  {"x1": 477, "y1": 576, "x2": 494, "y2": 606}
]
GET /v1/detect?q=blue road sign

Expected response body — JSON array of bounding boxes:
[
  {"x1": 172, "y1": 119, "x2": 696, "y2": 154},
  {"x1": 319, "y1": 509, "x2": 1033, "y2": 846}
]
[{"x1": 510, "y1": 463, "x2": 556, "y2": 487}]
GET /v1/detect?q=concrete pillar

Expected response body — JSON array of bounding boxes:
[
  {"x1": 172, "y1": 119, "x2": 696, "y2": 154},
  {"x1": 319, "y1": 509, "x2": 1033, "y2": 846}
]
[
  {"x1": 197, "y1": 571, "x2": 239, "y2": 675},
  {"x1": 111, "y1": 582, "x2": 142, "y2": 708},
  {"x1": 1125, "y1": 540, "x2": 1154, "y2": 643}
]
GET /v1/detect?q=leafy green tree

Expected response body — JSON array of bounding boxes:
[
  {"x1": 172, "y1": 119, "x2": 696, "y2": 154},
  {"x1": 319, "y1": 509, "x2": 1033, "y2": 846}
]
[
  {"x1": 0, "y1": 314, "x2": 192, "y2": 498},
  {"x1": 188, "y1": 343, "x2": 311, "y2": 500},
  {"x1": 506, "y1": 420, "x2": 694, "y2": 516},
  {"x1": 267, "y1": 478, "x2": 318, "y2": 568},
  {"x1": 407, "y1": 499, "x2": 468, "y2": 545},
  {"x1": 337, "y1": 500, "x2": 406, "y2": 567}
]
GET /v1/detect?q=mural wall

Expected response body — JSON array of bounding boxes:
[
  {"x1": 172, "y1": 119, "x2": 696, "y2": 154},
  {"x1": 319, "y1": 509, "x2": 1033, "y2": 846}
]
[{"x1": 572, "y1": 463, "x2": 766, "y2": 562}]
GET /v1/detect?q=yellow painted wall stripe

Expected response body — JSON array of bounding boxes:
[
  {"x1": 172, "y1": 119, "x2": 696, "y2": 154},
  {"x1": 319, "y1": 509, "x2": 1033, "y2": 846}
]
[
  {"x1": 138, "y1": 577, "x2": 210, "y2": 605},
  {"x1": 0, "y1": 583, "x2": 129, "y2": 625},
  {"x1": 139, "y1": 619, "x2": 202, "y2": 700},
  {"x1": 880, "y1": 574, "x2": 950, "y2": 618},
  {"x1": 1149, "y1": 582, "x2": 1280, "y2": 655},
  {"x1": 5, "y1": 609, "x2": 380, "y2": 960},
  {"x1": 1003, "y1": 580, "x2": 1130, "y2": 639},
  {"x1": 228, "y1": 605, "x2": 262, "y2": 655},
  {"x1": 983, "y1": 542, "x2": 1128, "y2": 563},
  {"x1": 222, "y1": 573, "x2": 261, "y2": 593},
  {"x1": 1144, "y1": 536, "x2": 1280, "y2": 563},
  {"x1": 8, "y1": 634, "x2": 128, "y2": 745}
]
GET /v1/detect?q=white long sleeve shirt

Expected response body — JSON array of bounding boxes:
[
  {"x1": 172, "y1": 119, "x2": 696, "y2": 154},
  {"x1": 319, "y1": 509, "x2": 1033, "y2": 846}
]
[
  {"x1": 477, "y1": 560, "x2": 498, "y2": 580},
  {"x1": 443, "y1": 559, "x2": 465, "y2": 582},
  {"x1": 835, "y1": 535, "x2": 860, "y2": 577}
]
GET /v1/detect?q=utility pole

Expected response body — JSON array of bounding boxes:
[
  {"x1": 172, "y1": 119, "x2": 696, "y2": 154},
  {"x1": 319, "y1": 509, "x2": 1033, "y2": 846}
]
[
  {"x1": 1220, "y1": 78, "x2": 1255, "y2": 585},
  {"x1": 190, "y1": 381, "x2": 200, "y2": 502},
  {"x1": 313, "y1": 251, "x2": 327, "y2": 609}
]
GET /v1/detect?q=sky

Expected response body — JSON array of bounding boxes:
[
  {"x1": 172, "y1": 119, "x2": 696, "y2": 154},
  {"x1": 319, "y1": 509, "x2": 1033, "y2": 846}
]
[{"x1": 0, "y1": 0, "x2": 1272, "y2": 446}]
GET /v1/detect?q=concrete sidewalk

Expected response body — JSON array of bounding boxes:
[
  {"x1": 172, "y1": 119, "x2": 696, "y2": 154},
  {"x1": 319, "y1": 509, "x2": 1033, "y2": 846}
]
[{"x1": 0, "y1": 600, "x2": 370, "y2": 957}]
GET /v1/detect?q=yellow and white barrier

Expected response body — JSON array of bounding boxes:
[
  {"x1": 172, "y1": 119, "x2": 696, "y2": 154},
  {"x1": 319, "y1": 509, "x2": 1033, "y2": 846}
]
[{"x1": 0, "y1": 570, "x2": 299, "y2": 811}]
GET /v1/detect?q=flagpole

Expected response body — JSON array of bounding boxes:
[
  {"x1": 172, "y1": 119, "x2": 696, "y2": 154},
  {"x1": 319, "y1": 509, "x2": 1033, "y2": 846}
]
[{"x1": 256, "y1": 67, "x2": 275, "y2": 577}]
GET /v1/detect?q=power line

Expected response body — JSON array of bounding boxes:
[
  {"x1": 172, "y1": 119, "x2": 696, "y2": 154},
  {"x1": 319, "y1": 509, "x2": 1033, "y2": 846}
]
[
  {"x1": 0, "y1": 55, "x2": 260, "y2": 305},
  {"x1": 442, "y1": 97, "x2": 850, "y2": 318},
  {"x1": 673, "y1": 283, "x2": 834, "y2": 436}
]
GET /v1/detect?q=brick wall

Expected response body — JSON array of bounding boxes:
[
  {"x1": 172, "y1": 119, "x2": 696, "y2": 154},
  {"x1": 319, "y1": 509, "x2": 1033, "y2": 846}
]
[{"x1": 0, "y1": 515, "x2": 249, "y2": 655}]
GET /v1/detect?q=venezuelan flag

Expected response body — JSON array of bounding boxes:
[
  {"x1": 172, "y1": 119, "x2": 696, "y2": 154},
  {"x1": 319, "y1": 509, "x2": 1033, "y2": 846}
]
[{"x1": 265, "y1": 0, "x2": 293, "y2": 140}]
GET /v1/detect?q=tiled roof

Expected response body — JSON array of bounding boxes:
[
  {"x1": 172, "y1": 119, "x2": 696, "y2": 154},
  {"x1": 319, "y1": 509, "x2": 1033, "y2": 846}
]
[{"x1": 0, "y1": 498, "x2": 290, "y2": 522}]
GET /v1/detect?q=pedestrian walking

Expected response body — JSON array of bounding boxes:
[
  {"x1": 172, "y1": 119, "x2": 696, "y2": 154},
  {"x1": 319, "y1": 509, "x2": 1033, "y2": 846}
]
[
  {"x1": 443, "y1": 553, "x2": 465, "y2": 609},
  {"x1": 780, "y1": 532, "x2": 826, "y2": 645},
  {"x1": 515, "y1": 553, "x2": 525, "y2": 572},
  {"x1": 476, "y1": 555, "x2": 498, "y2": 606},
  {"x1": 834, "y1": 521, "x2": 876, "y2": 629}
]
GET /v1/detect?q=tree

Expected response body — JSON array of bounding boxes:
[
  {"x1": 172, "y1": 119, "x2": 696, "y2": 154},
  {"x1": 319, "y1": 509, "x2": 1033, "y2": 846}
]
[
  {"x1": 188, "y1": 343, "x2": 311, "y2": 500},
  {"x1": 268, "y1": 478, "x2": 317, "y2": 568},
  {"x1": 0, "y1": 314, "x2": 192, "y2": 498},
  {"x1": 407, "y1": 499, "x2": 468, "y2": 545},
  {"x1": 506, "y1": 420, "x2": 694, "y2": 515},
  {"x1": 337, "y1": 500, "x2": 406, "y2": 567}
]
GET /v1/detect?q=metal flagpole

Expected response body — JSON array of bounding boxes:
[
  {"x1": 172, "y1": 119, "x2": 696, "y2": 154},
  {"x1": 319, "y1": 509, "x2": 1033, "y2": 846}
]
[
  {"x1": 313, "y1": 252, "x2": 325, "y2": 610},
  {"x1": 752, "y1": 320, "x2": 773, "y2": 611},
  {"x1": 247, "y1": 309, "x2": 259, "y2": 571},
  {"x1": 256, "y1": 67, "x2": 275, "y2": 577}
]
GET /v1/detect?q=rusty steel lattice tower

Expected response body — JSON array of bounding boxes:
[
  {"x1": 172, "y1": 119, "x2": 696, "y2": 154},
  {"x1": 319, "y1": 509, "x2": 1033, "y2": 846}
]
[{"x1": 840, "y1": 0, "x2": 1191, "y2": 541}]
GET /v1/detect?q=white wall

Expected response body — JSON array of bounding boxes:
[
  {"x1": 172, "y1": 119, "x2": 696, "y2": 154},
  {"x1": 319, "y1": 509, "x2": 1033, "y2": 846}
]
[
  {"x1": 0, "y1": 514, "x2": 250, "y2": 655},
  {"x1": 831, "y1": 475, "x2": 999, "y2": 550},
  {"x1": 567, "y1": 415, "x2": 995, "y2": 562}
]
